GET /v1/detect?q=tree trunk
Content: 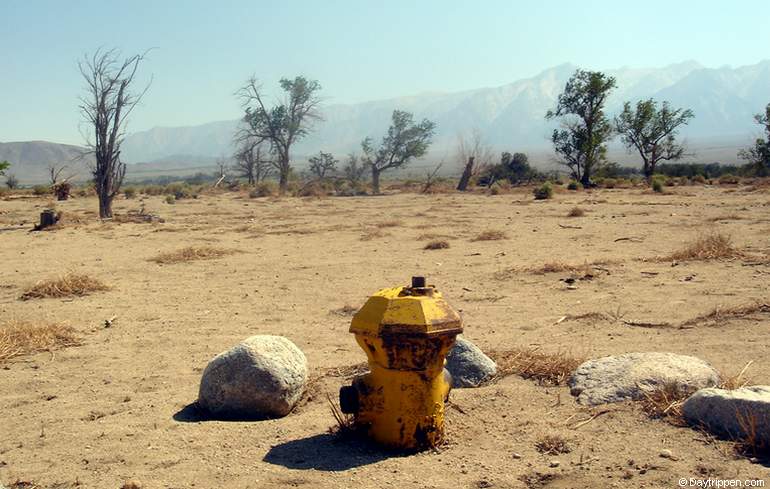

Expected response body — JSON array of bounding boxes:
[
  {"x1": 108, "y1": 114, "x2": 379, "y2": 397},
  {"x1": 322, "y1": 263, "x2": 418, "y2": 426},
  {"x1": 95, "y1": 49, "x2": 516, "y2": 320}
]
[
  {"x1": 580, "y1": 167, "x2": 591, "y2": 188},
  {"x1": 39, "y1": 209, "x2": 58, "y2": 229},
  {"x1": 98, "y1": 193, "x2": 113, "y2": 219},
  {"x1": 457, "y1": 156, "x2": 474, "y2": 191},
  {"x1": 371, "y1": 167, "x2": 381, "y2": 195}
]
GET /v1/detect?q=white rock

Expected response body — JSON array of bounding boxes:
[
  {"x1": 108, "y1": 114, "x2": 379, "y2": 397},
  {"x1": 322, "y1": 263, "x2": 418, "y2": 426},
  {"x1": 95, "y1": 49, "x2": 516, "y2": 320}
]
[
  {"x1": 683, "y1": 385, "x2": 770, "y2": 446},
  {"x1": 198, "y1": 335, "x2": 307, "y2": 418},
  {"x1": 445, "y1": 336, "x2": 497, "y2": 388},
  {"x1": 569, "y1": 352, "x2": 720, "y2": 405}
]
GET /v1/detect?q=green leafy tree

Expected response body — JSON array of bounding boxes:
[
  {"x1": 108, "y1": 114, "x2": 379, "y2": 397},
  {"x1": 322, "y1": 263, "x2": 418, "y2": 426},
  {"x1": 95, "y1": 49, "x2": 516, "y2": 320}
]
[
  {"x1": 480, "y1": 152, "x2": 534, "y2": 186},
  {"x1": 615, "y1": 99, "x2": 694, "y2": 181},
  {"x1": 237, "y1": 76, "x2": 322, "y2": 195},
  {"x1": 739, "y1": 103, "x2": 770, "y2": 176},
  {"x1": 0, "y1": 160, "x2": 9, "y2": 176},
  {"x1": 546, "y1": 70, "x2": 616, "y2": 187},
  {"x1": 361, "y1": 110, "x2": 435, "y2": 194},
  {"x1": 308, "y1": 151, "x2": 338, "y2": 179}
]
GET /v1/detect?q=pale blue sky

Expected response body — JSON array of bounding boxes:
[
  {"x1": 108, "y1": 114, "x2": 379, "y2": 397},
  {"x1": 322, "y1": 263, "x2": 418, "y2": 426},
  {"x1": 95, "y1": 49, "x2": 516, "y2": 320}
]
[{"x1": 3, "y1": 0, "x2": 769, "y2": 145}]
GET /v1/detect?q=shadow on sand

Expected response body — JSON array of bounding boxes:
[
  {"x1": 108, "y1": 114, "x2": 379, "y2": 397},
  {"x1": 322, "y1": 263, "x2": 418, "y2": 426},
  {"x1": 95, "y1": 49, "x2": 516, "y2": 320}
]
[
  {"x1": 173, "y1": 402, "x2": 277, "y2": 423},
  {"x1": 263, "y1": 433, "x2": 391, "y2": 471}
]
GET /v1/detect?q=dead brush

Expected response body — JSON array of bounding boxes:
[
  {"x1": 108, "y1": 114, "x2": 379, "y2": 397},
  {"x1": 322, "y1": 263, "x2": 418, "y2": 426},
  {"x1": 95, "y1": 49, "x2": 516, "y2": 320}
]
[
  {"x1": 0, "y1": 320, "x2": 80, "y2": 362},
  {"x1": 719, "y1": 361, "x2": 754, "y2": 390},
  {"x1": 657, "y1": 232, "x2": 743, "y2": 262},
  {"x1": 681, "y1": 302, "x2": 770, "y2": 328},
  {"x1": 20, "y1": 272, "x2": 109, "y2": 300},
  {"x1": 424, "y1": 240, "x2": 450, "y2": 250},
  {"x1": 639, "y1": 383, "x2": 693, "y2": 425},
  {"x1": 326, "y1": 392, "x2": 357, "y2": 437},
  {"x1": 360, "y1": 228, "x2": 390, "y2": 241},
  {"x1": 535, "y1": 434, "x2": 572, "y2": 455},
  {"x1": 472, "y1": 230, "x2": 508, "y2": 241},
  {"x1": 567, "y1": 206, "x2": 585, "y2": 217},
  {"x1": 734, "y1": 410, "x2": 770, "y2": 459},
  {"x1": 489, "y1": 347, "x2": 583, "y2": 386},
  {"x1": 150, "y1": 246, "x2": 236, "y2": 264}
]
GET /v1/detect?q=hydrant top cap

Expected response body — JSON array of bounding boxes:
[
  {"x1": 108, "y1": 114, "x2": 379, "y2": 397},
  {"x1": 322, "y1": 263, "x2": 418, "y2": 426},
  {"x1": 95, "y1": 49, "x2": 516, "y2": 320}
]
[{"x1": 349, "y1": 285, "x2": 462, "y2": 336}]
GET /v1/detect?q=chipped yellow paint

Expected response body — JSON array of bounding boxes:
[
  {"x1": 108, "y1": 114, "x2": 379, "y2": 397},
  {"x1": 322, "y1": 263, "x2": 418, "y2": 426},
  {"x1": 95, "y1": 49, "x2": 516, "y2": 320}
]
[{"x1": 344, "y1": 282, "x2": 462, "y2": 450}]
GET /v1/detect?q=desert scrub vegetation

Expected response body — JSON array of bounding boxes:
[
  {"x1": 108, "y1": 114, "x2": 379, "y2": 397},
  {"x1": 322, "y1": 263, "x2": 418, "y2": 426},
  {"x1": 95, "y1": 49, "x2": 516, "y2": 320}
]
[
  {"x1": 472, "y1": 229, "x2": 507, "y2": 241},
  {"x1": 680, "y1": 302, "x2": 769, "y2": 328},
  {"x1": 489, "y1": 347, "x2": 583, "y2": 386},
  {"x1": 20, "y1": 272, "x2": 109, "y2": 300},
  {"x1": 496, "y1": 259, "x2": 615, "y2": 278},
  {"x1": 0, "y1": 320, "x2": 80, "y2": 362},
  {"x1": 656, "y1": 232, "x2": 743, "y2": 262},
  {"x1": 424, "y1": 240, "x2": 450, "y2": 250},
  {"x1": 150, "y1": 246, "x2": 237, "y2": 264},
  {"x1": 533, "y1": 181, "x2": 553, "y2": 200},
  {"x1": 567, "y1": 206, "x2": 585, "y2": 217},
  {"x1": 535, "y1": 434, "x2": 572, "y2": 455}
]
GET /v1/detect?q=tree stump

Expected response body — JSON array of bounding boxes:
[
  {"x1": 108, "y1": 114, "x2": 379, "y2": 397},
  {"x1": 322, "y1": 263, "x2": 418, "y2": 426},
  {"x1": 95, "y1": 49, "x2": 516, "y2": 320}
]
[{"x1": 38, "y1": 209, "x2": 58, "y2": 229}]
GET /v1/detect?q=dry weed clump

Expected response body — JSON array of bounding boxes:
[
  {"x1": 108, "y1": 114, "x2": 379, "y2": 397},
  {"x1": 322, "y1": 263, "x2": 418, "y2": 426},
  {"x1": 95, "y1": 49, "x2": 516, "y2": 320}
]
[
  {"x1": 327, "y1": 393, "x2": 357, "y2": 436},
  {"x1": 472, "y1": 230, "x2": 508, "y2": 241},
  {"x1": 639, "y1": 383, "x2": 693, "y2": 425},
  {"x1": 424, "y1": 240, "x2": 450, "y2": 250},
  {"x1": 535, "y1": 434, "x2": 572, "y2": 455},
  {"x1": 719, "y1": 361, "x2": 754, "y2": 390},
  {"x1": 567, "y1": 206, "x2": 585, "y2": 217},
  {"x1": 331, "y1": 304, "x2": 358, "y2": 316},
  {"x1": 20, "y1": 273, "x2": 109, "y2": 300},
  {"x1": 734, "y1": 410, "x2": 770, "y2": 458},
  {"x1": 360, "y1": 228, "x2": 390, "y2": 241},
  {"x1": 657, "y1": 233, "x2": 743, "y2": 262},
  {"x1": 150, "y1": 246, "x2": 236, "y2": 264},
  {"x1": 0, "y1": 320, "x2": 80, "y2": 362},
  {"x1": 489, "y1": 347, "x2": 583, "y2": 386},
  {"x1": 377, "y1": 219, "x2": 403, "y2": 228},
  {"x1": 681, "y1": 302, "x2": 770, "y2": 328}
]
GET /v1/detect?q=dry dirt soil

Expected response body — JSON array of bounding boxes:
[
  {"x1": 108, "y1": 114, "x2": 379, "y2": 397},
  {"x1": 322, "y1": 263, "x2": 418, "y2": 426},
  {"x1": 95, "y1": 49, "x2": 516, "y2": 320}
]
[{"x1": 1, "y1": 186, "x2": 769, "y2": 488}]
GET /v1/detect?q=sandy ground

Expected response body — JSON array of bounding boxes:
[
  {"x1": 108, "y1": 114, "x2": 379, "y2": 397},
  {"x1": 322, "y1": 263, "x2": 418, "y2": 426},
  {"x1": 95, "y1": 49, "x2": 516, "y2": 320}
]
[{"x1": 1, "y1": 185, "x2": 769, "y2": 488}]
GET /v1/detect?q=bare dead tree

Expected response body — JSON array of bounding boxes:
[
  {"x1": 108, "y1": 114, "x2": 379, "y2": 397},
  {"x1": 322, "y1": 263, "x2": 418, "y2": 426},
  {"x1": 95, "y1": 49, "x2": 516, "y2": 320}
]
[
  {"x1": 233, "y1": 136, "x2": 273, "y2": 185},
  {"x1": 456, "y1": 129, "x2": 494, "y2": 191},
  {"x1": 421, "y1": 162, "x2": 444, "y2": 193},
  {"x1": 79, "y1": 48, "x2": 150, "y2": 218}
]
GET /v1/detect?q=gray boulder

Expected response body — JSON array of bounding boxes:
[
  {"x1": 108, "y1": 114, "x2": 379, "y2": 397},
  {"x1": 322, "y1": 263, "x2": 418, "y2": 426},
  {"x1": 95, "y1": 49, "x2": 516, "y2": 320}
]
[
  {"x1": 446, "y1": 336, "x2": 497, "y2": 388},
  {"x1": 198, "y1": 335, "x2": 307, "y2": 418},
  {"x1": 569, "y1": 352, "x2": 720, "y2": 406},
  {"x1": 683, "y1": 385, "x2": 770, "y2": 446}
]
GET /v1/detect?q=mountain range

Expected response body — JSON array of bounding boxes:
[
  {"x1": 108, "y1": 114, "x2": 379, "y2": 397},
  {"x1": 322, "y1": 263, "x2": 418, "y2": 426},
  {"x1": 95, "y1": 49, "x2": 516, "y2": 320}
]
[{"x1": 3, "y1": 60, "x2": 768, "y2": 183}]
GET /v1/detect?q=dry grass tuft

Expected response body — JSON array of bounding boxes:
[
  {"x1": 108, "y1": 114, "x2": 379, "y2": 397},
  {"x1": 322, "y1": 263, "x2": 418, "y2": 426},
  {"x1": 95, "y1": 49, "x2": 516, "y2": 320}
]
[
  {"x1": 0, "y1": 320, "x2": 80, "y2": 362},
  {"x1": 472, "y1": 230, "x2": 508, "y2": 241},
  {"x1": 377, "y1": 219, "x2": 403, "y2": 228},
  {"x1": 734, "y1": 410, "x2": 770, "y2": 458},
  {"x1": 681, "y1": 302, "x2": 770, "y2": 328},
  {"x1": 535, "y1": 434, "x2": 572, "y2": 455},
  {"x1": 150, "y1": 246, "x2": 236, "y2": 264},
  {"x1": 719, "y1": 361, "x2": 754, "y2": 390},
  {"x1": 658, "y1": 232, "x2": 743, "y2": 262},
  {"x1": 20, "y1": 273, "x2": 109, "y2": 300},
  {"x1": 327, "y1": 392, "x2": 357, "y2": 437},
  {"x1": 639, "y1": 383, "x2": 692, "y2": 425},
  {"x1": 424, "y1": 240, "x2": 450, "y2": 250},
  {"x1": 360, "y1": 228, "x2": 390, "y2": 241},
  {"x1": 489, "y1": 347, "x2": 583, "y2": 386},
  {"x1": 567, "y1": 206, "x2": 585, "y2": 217}
]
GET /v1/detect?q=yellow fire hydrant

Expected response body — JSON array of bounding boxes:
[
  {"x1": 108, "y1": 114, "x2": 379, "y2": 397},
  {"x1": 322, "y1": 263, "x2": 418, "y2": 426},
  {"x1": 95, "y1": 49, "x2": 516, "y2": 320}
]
[{"x1": 339, "y1": 276, "x2": 463, "y2": 450}]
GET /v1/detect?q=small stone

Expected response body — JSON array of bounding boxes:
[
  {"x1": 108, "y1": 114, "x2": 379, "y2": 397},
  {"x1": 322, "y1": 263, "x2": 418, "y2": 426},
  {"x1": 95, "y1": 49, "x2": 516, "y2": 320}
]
[
  {"x1": 549, "y1": 460, "x2": 561, "y2": 468},
  {"x1": 659, "y1": 449, "x2": 673, "y2": 459},
  {"x1": 512, "y1": 452, "x2": 522, "y2": 459}
]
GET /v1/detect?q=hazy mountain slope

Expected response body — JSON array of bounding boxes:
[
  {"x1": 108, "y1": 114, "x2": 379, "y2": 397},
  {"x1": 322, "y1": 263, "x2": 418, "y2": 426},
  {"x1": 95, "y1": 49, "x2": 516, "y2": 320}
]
[
  {"x1": 120, "y1": 60, "x2": 768, "y2": 164},
  {"x1": 0, "y1": 140, "x2": 92, "y2": 184}
]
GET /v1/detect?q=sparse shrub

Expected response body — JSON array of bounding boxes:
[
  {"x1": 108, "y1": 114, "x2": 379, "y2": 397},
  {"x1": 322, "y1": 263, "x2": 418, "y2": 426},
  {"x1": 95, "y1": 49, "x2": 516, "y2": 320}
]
[
  {"x1": 32, "y1": 184, "x2": 51, "y2": 196},
  {"x1": 20, "y1": 273, "x2": 109, "y2": 300},
  {"x1": 165, "y1": 195, "x2": 176, "y2": 204},
  {"x1": 639, "y1": 383, "x2": 692, "y2": 425},
  {"x1": 567, "y1": 207, "x2": 585, "y2": 217},
  {"x1": 602, "y1": 178, "x2": 617, "y2": 189},
  {"x1": 692, "y1": 174, "x2": 707, "y2": 184},
  {"x1": 0, "y1": 320, "x2": 80, "y2": 363},
  {"x1": 535, "y1": 434, "x2": 572, "y2": 455},
  {"x1": 124, "y1": 187, "x2": 137, "y2": 199},
  {"x1": 533, "y1": 182, "x2": 553, "y2": 200},
  {"x1": 165, "y1": 182, "x2": 193, "y2": 200},
  {"x1": 651, "y1": 176, "x2": 665, "y2": 193},
  {"x1": 5, "y1": 174, "x2": 19, "y2": 189},
  {"x1": 658, "y1": 232, "x2": 742, "y2": 262},
  {"x1": 718, "y1": 174, "x2": 740, "y2": 185},
  {"x1": 250, "y1": 181, "x2": 278, "y2": 198},
  {"x1": 424, "y1": 240, "x2": 450, "y2": 250},
  {"x1": 150, "y1": 246, "x2": 236, "y2": 264},
  {"x1": 567, "y1": 180, "x2": 581, "y2": 191},
  {"x1": 489, "y1": 347, "x2": 583, "y2": 385},
  {"x1": 473, "y1": 230, "x2": 507, "y2": 241}
]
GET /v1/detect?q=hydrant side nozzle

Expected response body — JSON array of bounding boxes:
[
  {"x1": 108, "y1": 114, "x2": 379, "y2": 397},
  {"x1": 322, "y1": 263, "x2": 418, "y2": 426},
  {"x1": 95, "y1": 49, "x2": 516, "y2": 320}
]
[
  {"x1": 411, "y1": 276, "x2": 426, "y2": 288},
  {"x1": 339, "y1": 385, "x2": 359, "y2": 414}
]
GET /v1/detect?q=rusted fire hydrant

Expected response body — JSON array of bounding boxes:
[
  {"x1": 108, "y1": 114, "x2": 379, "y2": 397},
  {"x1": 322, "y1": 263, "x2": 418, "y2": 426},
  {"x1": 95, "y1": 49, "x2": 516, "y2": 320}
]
[{"x1": 339, "y1": 276, "x2": 463, "y2": 450}]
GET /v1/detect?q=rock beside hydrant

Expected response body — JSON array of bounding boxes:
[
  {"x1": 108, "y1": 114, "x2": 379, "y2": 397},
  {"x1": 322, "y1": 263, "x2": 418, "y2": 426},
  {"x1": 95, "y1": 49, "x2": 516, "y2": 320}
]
[
  {"x1": 445, "y1": 336, "x2": 497, "y2": 388},
  {"x1": 569, "y1": 352, "x2": 720, "y2": 406},
  {"x1": 198, "y1": 335, "x2": 307, "y2": 419},
  {"x1": 683, "y1": 385, "x2": 770, "y2": 446}
]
